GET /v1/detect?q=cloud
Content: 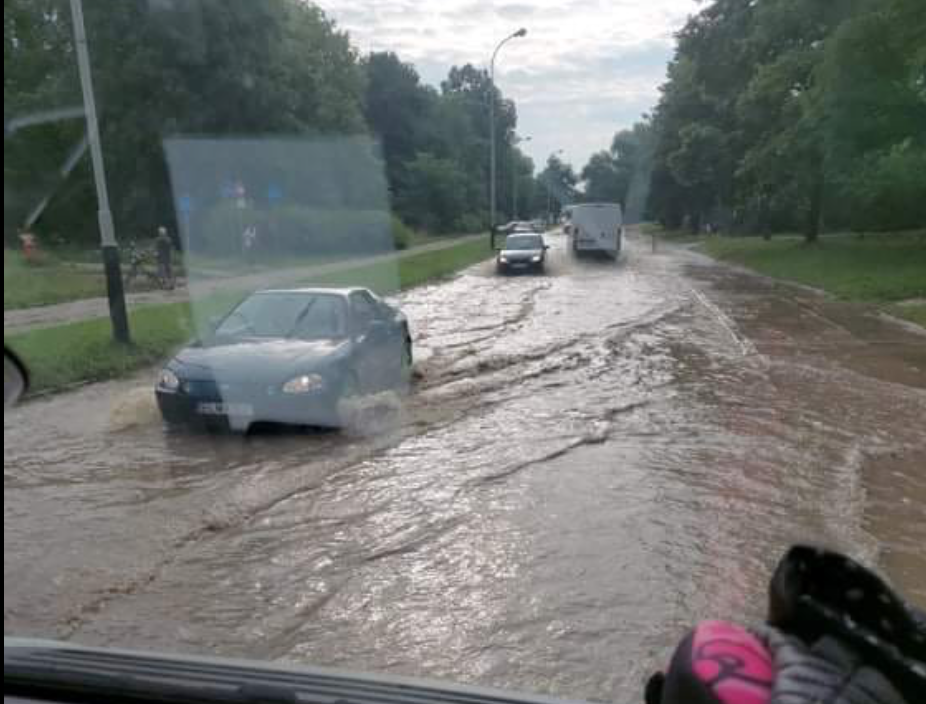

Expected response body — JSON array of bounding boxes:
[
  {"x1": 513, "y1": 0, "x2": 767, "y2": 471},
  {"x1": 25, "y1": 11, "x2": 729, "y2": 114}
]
[
  {"x1": 321, "y1": 0, "x2": 699, "y2": 167},
  {"x1": 496, "y1": 3, "x2": 540, "y2": 20}
]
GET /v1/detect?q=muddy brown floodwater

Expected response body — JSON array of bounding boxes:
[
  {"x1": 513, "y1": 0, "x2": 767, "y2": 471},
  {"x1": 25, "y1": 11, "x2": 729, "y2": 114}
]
[{"x1": 5, "y1": 230, "x2": 925, "y2": 703}]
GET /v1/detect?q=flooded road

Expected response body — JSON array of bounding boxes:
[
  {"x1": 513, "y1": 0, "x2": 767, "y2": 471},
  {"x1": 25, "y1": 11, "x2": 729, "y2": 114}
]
[{"x1": 5, "y1": 230, "x2": 926, "y2": 703}]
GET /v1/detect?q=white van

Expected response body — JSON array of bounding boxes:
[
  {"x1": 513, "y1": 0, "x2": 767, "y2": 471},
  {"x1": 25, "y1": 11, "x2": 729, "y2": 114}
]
[{"x1": 569, "y1": 203, "x2": 624, "y2": 258}]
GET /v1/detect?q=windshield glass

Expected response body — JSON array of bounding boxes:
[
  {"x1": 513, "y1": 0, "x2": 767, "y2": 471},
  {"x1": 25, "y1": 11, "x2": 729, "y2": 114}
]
[
  {"x1": 4, "y1": 1, "x2": 924, "y2": 703},
  {"x1": 505, "y1": 235, "x2": 544, "y2": 250},
  {"x1": 216, "y1": 293, "x2": 348, "y2": 340}
]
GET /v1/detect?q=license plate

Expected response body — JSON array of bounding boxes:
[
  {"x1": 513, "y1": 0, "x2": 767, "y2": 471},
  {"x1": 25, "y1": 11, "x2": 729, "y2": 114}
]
[
  {"x1": 197, "y1": 402, "x2": 254, "y2": 418},
  {"x1": 511, "y1": 262, "x2": 528, "y2": 268}
]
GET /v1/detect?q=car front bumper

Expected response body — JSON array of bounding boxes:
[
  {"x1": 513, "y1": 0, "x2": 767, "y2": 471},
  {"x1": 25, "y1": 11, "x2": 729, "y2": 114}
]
[
  {"x1": 156, "y1": 385, "x2": 341, "y2": 430},
  {"x1": 497, "y1": 259, "x2": 544, "y2": 273}
]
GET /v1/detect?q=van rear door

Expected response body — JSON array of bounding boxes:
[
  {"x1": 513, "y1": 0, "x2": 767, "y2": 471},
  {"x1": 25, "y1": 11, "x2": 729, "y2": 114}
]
[{"x1": 572, "y1": 204, "x2": 623, "y2": 255}]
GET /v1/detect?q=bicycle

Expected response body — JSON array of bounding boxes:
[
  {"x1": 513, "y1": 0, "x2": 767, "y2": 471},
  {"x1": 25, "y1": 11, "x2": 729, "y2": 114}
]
[{"x1": 123, "y1": 245, "x2": 175, "y2": 291}]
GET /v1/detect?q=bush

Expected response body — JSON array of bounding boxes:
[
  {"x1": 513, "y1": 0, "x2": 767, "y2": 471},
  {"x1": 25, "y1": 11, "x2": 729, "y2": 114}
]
[
  {"x1": 395, "y1": 153, "x2": 469, "y2": 233},
  {"x1": 840, "y1": 145, "x2": 926, "y2": 232},
  {"x1": 391, "y1": 217, "x2": 415, "y2": 250},
  {"x1": 453, "y1": 213, "x2": 488, "y2": 234}
]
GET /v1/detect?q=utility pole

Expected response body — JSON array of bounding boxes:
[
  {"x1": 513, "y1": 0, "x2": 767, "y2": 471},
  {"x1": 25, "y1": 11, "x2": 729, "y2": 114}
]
[
  {"x1": 70, "y1": 0, "x2": 130, "y2": 344},
  {"x1": 546, "y1": 149, "x2": 564, "y2": 225}
]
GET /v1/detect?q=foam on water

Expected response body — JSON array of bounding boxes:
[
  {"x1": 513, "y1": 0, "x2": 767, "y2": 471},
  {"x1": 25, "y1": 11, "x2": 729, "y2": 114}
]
[{"x1": 108, "y1": 387, "x2": 161, "y2": 432}]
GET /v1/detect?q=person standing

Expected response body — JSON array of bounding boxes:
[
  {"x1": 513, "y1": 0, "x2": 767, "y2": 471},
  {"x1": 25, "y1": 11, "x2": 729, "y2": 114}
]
[
  {"x1": 19, "y1": 229, "x2": 39, "y2": 264},
  {"x1": 242, "y1": 225, "x2": 258, "y2": 267}
]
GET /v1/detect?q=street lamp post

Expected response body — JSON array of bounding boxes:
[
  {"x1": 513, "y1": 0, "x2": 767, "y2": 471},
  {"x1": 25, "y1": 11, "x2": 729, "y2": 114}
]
[
  {"x1": 489, "y1": 28, "x2": 527, "y2": 233},
  {"x1": 69, "y1": 0, "x2": 131, "y2": 343}
]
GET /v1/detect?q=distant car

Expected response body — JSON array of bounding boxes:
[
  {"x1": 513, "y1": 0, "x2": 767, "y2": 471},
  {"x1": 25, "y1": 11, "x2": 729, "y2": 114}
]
[
  {"x1": 493, "y1": 221, "x2": 536, "y2": 249},
  {"x1": 498, "y1": 221, "x2": 534, "y2": 235},
  {"x1": 496, "y1": 233, "x2": 549, "y2": 274},
  {"x1": 156, "y1": 288, "x2": 412, "y2": 431}
]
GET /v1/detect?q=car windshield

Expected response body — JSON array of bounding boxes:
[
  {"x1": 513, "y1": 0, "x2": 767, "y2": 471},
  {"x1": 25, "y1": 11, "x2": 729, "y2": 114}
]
[
  {"x1": 215, "y1": 293, "x2": 348, "y2": 340},
  {"x1": 4, "y1": 1, "x2": 924, "y2": 704},
  {"x1": 505, "y1": 235, "x2": 543, "y2": 250}
]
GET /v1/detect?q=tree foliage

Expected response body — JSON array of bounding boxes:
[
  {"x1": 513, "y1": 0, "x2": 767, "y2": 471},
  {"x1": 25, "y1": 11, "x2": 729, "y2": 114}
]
[
  {"x1": 537, "y1": 154, "x2": 578, "y2": 218},
  {"x1": 4, "y1": 1, "x2": 538, "y2": 247},
  {"x1": 580, "y1": 121, "x2": 654, "y2": 217},
  {"x1": 645, "y1": 0, "x2": 925, "y2": 238},
  {"x1": 364, "y1": 58, "x2": 531, "y2": 232}
]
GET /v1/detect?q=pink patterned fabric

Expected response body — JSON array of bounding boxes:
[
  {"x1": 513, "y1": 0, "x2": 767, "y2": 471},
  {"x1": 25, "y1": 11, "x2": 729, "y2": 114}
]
[{"x1": 690, "y1": 621, "x2": 774, "y2": 704}]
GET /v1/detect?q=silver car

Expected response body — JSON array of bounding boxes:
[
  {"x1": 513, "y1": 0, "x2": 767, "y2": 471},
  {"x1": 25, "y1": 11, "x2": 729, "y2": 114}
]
[{"x1": 496, "y1": 233, "x2": 550, "y2": 274}]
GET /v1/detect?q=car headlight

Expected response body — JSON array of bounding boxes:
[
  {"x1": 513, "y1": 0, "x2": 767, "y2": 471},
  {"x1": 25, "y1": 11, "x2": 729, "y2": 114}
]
[
  {"x1": 282, "y1": 374, "x2": 325, "y2": 395},
  {"x1": 159, "y1": 369, "x2": 180, "y2": 391},
  {"x1": 499, "y1": 256, "x2": 509, "y2": 264},
  {"x1": 531, "y1": 255, "x2": 542, "y2": 263}
]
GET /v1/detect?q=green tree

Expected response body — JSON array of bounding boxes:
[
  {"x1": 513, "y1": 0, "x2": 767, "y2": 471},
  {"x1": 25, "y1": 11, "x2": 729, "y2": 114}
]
[
  {"x1": 85, "y1": 0, "x2": 366, "y2": 242},
  {"x1": 582, "y1": 122, "x2": 654, "y2": 210},
  {"x1": 581, "y1": 152, "x2": 624, "y2": 204},
  {"x1": 649, "y1": 57, "x2": 711, "y2": 230},
  {"x1": 816, "y1": 0, "x2": 926, "y2": 230},
  {"x1": 510, "y1": 150, "x2": 536, "y2": 220},
  {"x1": 5, "y1": 0, "x2": 367, "y2": 246},
  {"x1": 645, "y1": 0, "x2": 922, "y2": 239},
  {"x1": 363, "y1": 52, "x2": 437, "y2": 195},
  {"x1": 441, "y1": 64, "x2": 520, "y2": 222},
  {"x1": 4, "y1": 0, "x2": 86, "y2": 244},
  {"x1": 736, "y1": 0, "x2": 858, "y2": 241},
  {"x1": 614, "y1": 120, "x2": 656, "y2": 223},
  {"x1": 648, "y1": 0, "x2": 757, "y2": 232},
  {"x1": 6, "y1": 2, "x2": 532, "y2": 248},
  {"x1": 396, "y1": 153, "x2": 469, "y2": 233},
  {"x1": 538, "y1": 154, "x2": 577, "y2": 218}
]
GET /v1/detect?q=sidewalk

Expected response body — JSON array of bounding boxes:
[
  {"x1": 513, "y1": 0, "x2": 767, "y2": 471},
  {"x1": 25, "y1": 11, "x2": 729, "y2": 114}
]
[{"x1": 5, "y1": 236, "x2": 484, "y2": 334}]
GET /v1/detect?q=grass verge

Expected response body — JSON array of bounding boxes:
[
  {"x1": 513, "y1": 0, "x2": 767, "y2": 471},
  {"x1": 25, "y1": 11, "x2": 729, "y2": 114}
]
[
  {"x1": 4, "y1": 251, "x2": 106, "y2": 310},
  {"x1": 890, "y1": 303, "x2": 926, "y2": 329},
  {"x1": 702, "y1": 232, "x2": 926, "y2": 322},
  {"x1": 6, "y1": 237, "x2": 491, "y2": 395},
  {"x1": 641, "y1": 223, "x2": 707, "y2": 245}
]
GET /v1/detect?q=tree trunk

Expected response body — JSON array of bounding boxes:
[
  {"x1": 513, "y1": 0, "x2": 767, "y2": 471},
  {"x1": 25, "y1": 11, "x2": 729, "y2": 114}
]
[
  {"x1": 804, "y1": 167, "x2": 824, "y2": 244},
  {"x1": 690, "y1": 211, "x2": 702, "y2": 235}
]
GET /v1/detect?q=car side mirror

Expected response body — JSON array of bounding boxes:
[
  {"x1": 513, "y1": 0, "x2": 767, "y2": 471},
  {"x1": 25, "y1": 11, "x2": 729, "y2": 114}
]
[
  {"x1": 4, "y1": 348, "x2": 28, "y2": 408},
  {"x1": 544, "y1": 245, "x2": 551, "y2": 251}
]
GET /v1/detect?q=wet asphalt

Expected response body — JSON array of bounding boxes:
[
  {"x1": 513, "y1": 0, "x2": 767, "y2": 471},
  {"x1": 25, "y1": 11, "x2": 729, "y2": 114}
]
[{"x1": 5, "y1": 229, "x2": 925, "y2": 703}]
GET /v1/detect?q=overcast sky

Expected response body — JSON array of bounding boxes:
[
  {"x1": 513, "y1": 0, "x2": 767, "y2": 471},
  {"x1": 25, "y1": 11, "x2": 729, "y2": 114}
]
[{"x1": 318, "y1": 0, "x2": 699, "y2": 171}]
